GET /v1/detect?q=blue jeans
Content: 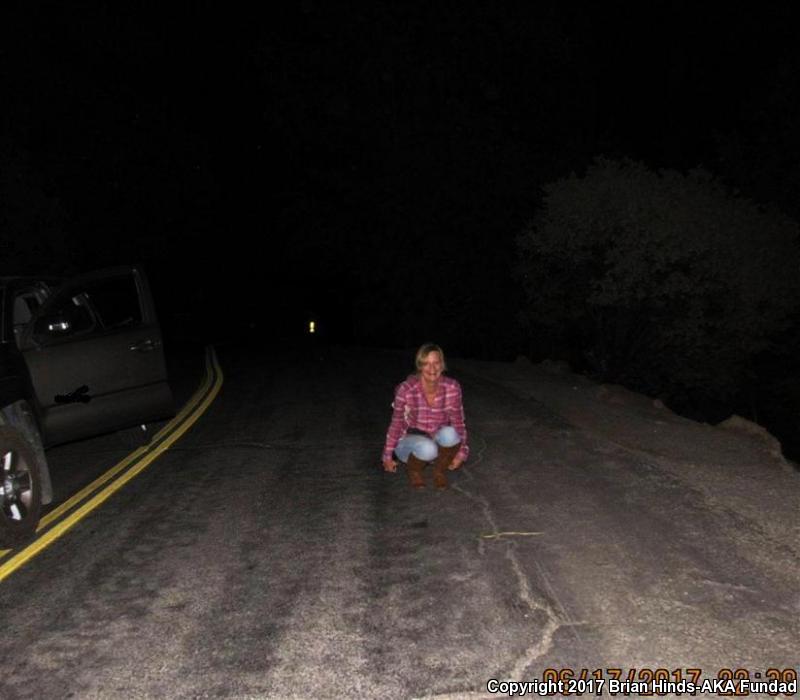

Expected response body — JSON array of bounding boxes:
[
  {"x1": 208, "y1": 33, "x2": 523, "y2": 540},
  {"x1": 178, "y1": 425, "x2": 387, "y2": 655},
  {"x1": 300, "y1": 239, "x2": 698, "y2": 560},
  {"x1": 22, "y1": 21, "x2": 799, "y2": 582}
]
[{"x1": 394, "y1": 426, "x2": 460, "y2": 463}]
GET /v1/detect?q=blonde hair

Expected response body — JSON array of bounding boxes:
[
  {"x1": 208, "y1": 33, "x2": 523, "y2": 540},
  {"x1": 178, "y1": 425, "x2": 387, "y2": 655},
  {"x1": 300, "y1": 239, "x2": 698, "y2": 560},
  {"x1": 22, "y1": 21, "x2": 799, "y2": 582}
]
[{"x1": 415, "y1": 342, "x2": 447, "y2": 372}]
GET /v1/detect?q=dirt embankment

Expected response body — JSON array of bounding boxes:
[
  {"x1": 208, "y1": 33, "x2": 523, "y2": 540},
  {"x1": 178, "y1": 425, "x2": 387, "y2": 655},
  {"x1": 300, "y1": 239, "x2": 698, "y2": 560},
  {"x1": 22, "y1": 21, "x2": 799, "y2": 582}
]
[{"x1": 455, "y1": 355, "x2": 800, "y2": 576}]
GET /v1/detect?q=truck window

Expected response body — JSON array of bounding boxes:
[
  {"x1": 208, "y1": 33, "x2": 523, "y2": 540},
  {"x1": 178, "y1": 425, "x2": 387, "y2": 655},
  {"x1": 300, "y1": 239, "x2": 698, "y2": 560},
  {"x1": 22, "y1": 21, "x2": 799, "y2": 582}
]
[
  {"x1": 14, "y1": 292, "x2": 43, "y2": 348},
  {"x1": 39, "y1": 294, "x2": 96, "y2": 340},
  {"x1": 84, "y1": 274, "x2": 143, "y2": 331}
]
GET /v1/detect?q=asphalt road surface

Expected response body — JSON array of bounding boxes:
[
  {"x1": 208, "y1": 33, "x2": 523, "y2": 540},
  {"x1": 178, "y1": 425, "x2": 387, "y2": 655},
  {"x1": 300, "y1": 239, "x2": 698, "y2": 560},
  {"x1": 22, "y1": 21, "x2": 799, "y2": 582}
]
[{"x1": 1, "y1": 343, "x2": 797, "y2": 699}]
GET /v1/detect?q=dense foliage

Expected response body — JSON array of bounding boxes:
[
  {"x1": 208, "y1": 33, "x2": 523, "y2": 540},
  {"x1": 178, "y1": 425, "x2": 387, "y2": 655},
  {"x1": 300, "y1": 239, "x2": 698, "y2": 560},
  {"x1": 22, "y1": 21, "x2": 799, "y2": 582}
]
[{"x1": 516, "y1": 158, "x2": 800, "y2": 403}]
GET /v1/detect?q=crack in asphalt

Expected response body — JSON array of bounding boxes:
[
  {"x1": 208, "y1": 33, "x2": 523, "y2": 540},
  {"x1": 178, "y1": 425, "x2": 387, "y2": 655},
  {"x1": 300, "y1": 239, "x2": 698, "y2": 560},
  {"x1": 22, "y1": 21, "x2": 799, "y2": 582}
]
[{"x1": 450, "y1": 435, "x2": 569, "y2": 686}]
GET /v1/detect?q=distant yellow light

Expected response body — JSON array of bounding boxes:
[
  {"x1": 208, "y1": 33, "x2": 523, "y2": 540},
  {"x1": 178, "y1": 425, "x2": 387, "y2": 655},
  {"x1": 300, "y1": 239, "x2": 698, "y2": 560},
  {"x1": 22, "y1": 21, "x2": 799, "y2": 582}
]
[{"x1": 309, "y1": 321, "x2": 316, "y2": 334}]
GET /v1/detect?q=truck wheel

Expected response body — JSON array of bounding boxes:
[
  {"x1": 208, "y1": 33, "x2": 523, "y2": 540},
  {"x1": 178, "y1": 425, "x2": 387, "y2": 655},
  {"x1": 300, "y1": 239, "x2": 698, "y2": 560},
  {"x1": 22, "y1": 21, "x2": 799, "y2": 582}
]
[{"x1": 0, "y1": 426, "x2": 42, "y2": 548}]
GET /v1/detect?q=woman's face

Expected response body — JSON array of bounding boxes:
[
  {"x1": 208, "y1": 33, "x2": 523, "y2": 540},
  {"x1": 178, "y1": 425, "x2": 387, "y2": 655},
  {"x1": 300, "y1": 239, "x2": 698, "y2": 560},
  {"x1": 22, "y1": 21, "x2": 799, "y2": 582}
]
[{"x1": 419, "y1": 351, "x2": 443, "y2": 384}]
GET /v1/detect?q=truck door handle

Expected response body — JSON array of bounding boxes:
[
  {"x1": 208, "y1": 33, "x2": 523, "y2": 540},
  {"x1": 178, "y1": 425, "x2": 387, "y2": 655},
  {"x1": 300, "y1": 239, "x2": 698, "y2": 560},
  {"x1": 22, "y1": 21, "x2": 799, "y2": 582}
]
[
  {"x1": 129, "y1": 338, "x2": 159, "y2": 352},
  {"x1": 55, "y1": 385, "x2": 92, "y2": 404}
]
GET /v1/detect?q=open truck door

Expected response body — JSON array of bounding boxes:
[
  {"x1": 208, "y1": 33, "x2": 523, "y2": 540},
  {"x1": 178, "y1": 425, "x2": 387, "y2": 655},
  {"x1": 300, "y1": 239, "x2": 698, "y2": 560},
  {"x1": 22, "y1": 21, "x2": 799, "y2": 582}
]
[{"x1": 20, "y1": 266, "x2": 175, "y2": 446}]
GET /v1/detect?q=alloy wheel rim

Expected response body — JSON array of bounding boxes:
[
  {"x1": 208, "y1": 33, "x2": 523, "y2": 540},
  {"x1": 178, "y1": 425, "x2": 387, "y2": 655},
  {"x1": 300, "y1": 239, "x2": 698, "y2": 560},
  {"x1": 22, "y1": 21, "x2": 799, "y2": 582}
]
[{"x1": 2, "y1": 448, "x2": 33, "y2": 522}]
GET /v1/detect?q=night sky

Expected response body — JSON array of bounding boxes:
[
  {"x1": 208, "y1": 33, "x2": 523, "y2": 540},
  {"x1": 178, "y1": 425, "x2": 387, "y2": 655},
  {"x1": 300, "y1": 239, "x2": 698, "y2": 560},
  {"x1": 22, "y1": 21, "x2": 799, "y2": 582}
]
[{"x1": 3, "y1": 3, "x2": 799, "y2": 353}]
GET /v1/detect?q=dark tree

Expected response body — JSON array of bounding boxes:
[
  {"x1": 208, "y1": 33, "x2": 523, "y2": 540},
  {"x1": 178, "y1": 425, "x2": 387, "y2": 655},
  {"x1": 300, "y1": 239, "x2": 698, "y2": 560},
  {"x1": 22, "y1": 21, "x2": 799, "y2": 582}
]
[{"x1": 516, "y1": 157, "x2": 800, "y2": 403}]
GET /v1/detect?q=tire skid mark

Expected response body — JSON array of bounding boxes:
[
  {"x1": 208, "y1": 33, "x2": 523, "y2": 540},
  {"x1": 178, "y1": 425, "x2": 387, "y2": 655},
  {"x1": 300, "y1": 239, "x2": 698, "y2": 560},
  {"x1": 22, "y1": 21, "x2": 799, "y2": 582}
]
[
  {"x1": 176, "y1": 454, "x2": 331, "y2": 689},
  {"x1": 173, "y1": 354, "x2": 381, "y2": 698},
  {"x1": 363, "y1": 473, "x2": 430, "y2": 689}
]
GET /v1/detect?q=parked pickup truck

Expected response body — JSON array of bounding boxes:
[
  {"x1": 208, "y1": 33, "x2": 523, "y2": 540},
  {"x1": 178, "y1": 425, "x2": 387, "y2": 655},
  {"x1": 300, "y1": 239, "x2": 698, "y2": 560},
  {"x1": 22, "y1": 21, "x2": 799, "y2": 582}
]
[{"x1": 0, "y1": 266, "x2": 174, "y2": 547}]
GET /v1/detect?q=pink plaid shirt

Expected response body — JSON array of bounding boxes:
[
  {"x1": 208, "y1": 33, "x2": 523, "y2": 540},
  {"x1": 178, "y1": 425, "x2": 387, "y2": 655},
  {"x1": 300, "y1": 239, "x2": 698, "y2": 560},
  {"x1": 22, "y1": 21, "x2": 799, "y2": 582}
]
[{"x1": 382, "y1": 374, "x2": 469, "y2": 462}]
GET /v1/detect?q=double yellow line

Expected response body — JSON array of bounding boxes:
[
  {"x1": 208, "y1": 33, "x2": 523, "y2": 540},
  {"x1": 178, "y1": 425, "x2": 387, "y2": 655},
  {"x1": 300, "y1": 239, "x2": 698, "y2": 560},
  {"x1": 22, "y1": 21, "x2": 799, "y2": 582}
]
[{"x1": 0, "y1": 345, "x2": 223, "y2": 582}]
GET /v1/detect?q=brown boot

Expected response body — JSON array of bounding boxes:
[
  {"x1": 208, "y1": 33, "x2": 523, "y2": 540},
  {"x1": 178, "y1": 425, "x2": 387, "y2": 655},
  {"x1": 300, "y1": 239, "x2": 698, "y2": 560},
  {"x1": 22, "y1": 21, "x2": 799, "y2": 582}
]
[
  {"x1": 406, "y1": 454, "x2": 427, "y2": 490},
  {"x1": 432, "y1": 443, "x2": 461, "y2": 490}
]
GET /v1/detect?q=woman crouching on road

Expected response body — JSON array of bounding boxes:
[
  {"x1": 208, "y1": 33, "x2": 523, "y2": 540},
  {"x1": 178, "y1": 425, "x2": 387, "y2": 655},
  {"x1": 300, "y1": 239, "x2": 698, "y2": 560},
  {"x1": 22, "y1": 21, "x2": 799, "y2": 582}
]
[{"x1": 382, "y1": 343, "x2": 469, "y2": 489}]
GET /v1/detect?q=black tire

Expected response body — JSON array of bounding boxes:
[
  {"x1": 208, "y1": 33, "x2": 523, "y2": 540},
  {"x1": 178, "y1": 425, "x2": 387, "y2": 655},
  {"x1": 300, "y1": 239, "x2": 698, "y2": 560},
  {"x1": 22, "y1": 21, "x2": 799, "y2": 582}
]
[{"x1": 0, "y1": 426, "x2": 42, "y2": 548}]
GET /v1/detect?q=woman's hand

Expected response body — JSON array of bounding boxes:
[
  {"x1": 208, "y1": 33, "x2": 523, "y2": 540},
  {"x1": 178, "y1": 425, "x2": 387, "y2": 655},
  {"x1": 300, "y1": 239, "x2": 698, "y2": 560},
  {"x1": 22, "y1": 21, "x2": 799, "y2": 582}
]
[
  {"x1": 383, "y1": 458, "x2": 398, "y2": 473},
  {"x1": 448, "y1": 456, "x2": 464, "y2": 471}
]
